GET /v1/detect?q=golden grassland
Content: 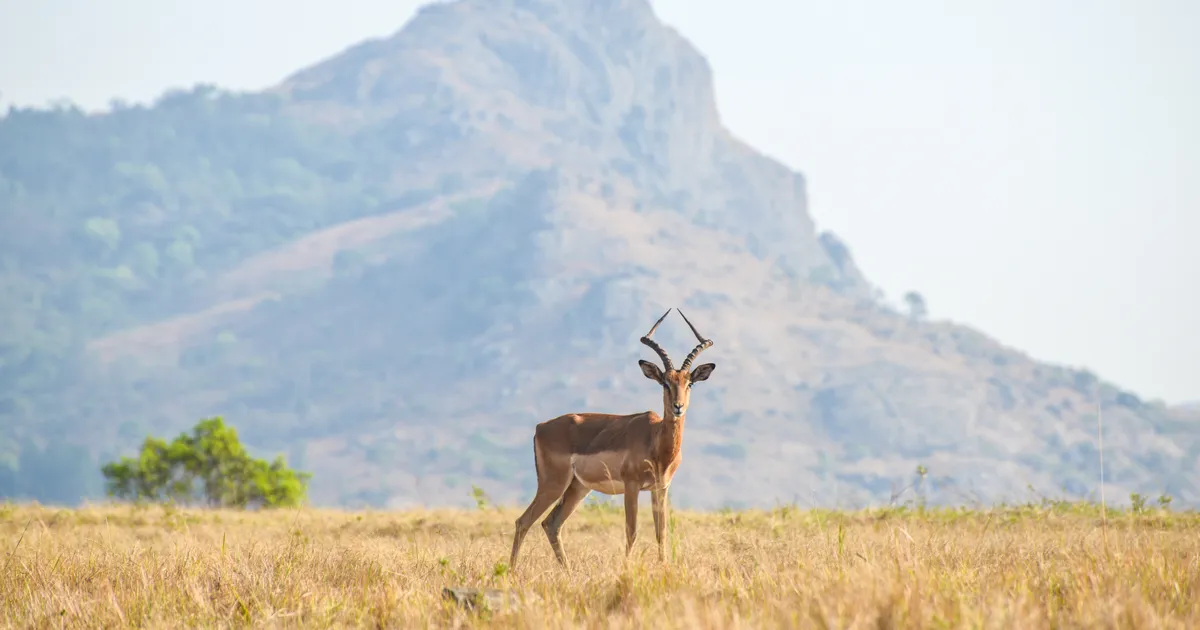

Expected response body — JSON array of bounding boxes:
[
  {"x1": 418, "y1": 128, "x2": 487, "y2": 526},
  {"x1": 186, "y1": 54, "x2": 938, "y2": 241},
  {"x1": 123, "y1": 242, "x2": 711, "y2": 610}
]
[{"x1": 1, "y1": 499, "x2": 1198, "y2": 629}]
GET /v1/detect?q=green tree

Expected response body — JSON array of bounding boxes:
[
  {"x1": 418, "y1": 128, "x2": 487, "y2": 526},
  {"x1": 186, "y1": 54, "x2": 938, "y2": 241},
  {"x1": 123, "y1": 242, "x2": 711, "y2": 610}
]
[{"x1": 100, "y1": 416, "x2": 310, "y2": 508}]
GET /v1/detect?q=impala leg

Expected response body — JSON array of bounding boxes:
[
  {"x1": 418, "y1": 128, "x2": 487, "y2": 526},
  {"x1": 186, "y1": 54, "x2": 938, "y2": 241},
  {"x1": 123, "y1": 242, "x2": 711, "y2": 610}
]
[
  {"x1": 651, "y1": 485, "x2": 669, "y2": 562},
  {"x1": 510, "y1": 449, "x2": 573, "y2": 568},
  {"x1": 624, "y1": 481, "x2": 641, "y2": 557},
  {"x1": 541, "y1": 477, "x2": 590, "y2": 569},
  {"x1": 510, "y1": 477, "x2": 571, "y2": 567}
]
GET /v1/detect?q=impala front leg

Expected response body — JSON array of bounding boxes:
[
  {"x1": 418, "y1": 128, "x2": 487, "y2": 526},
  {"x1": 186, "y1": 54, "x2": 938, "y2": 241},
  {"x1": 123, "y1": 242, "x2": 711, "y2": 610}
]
[
  {"x1": 651, "y1": 485, "x2": 669, "y2": 562},
  {"x1": 623, "y1": 481, "x2": 640, "y2": 557}
]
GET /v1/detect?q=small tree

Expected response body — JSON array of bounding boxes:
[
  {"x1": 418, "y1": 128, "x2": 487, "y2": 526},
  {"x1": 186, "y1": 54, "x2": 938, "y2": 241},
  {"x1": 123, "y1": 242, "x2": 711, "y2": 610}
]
[
  {"x1": 903, "y1": 291, "x2": 928, "y2": 320},
  {"x1": 101, "y1": 416, "x2": 310, "y2": 508}
]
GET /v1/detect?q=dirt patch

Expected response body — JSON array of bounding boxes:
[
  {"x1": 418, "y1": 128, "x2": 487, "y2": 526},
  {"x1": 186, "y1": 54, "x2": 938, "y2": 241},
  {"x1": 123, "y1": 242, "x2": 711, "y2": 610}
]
[
  {"x1": 85, "y1": 183, "x2": 506, "y2": 365},
  {"x1": 215, "y1": 183, "x2": 505, "y2": 300},
  {"x1": 87, "y1": 293, "x2": 277, "y2": 365}
]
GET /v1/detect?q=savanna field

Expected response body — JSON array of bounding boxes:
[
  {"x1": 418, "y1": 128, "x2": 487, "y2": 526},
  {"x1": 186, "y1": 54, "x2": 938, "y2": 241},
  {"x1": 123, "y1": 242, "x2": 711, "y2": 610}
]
[{"x1": 2, "y1": 500, "x2": 1198, "y2": 629}]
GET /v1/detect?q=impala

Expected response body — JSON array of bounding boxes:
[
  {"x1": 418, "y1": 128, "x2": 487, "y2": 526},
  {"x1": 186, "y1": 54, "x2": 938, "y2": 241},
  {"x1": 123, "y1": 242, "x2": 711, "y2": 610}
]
[{"x1": 508, "y1": 308, "x2": 716, "y2": 569}]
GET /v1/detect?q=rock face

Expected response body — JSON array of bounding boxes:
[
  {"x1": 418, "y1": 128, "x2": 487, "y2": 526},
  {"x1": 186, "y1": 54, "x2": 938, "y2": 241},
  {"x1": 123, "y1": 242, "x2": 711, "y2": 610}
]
[
  {"x1": 1, "y1": 0, "x2": 1196, "y2": 509},
  {"x1": 443, "y1": 586, "x2": 528, "y2": 612},
  {"x1": 274, "y1": 0, "x2": 864, "y2": 299}
]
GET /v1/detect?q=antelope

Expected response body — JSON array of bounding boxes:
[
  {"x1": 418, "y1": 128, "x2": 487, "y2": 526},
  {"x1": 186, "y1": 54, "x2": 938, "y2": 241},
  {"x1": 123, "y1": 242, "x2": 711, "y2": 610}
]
[{"x1": 508, "y1": 308, "x2": 716, "y2": 569}]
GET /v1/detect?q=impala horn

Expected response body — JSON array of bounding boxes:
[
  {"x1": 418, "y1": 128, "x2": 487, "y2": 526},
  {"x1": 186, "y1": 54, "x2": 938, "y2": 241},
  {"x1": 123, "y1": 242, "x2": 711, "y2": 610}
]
[
  {"x1": 640, "y1": 308, "x2": 675, "y2": 372},
  {"x1": 677, "y1": 309, "x2": 713, "y2": 371}
]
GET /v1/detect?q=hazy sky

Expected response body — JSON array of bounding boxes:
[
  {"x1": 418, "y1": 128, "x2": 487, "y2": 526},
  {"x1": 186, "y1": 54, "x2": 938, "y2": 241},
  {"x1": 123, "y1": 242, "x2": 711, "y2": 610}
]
[{"x1": 1, "y1": 0, "x2": 1197, "y2": 404}]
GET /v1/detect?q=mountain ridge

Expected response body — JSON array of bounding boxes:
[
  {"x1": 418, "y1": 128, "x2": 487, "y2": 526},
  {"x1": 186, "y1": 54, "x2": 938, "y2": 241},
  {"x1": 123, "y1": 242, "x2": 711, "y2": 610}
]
[{"x1": 1, "y1": 0, "x2": 1196, "y2": 509}]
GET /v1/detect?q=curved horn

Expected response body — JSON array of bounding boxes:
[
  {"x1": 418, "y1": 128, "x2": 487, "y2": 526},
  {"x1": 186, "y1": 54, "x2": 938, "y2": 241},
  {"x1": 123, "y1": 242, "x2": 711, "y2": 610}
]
[
  {"x1": 677, "y1": 309, "x2": 713, "y2": 371},
  {"x1": 640, "y1": 308, "x2": 675, "y2": 372}
]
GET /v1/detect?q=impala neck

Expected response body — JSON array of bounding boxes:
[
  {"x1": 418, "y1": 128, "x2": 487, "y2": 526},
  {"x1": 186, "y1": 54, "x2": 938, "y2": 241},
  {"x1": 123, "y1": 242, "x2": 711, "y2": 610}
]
[{"x1": 657, "y1": 405, "x2": 686, "y2": 463}]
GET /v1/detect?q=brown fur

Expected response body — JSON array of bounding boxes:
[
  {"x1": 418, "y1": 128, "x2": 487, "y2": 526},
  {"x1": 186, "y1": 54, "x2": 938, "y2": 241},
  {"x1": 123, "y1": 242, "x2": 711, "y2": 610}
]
[{"x1": 509, "y1": 309, "x2": 716, "y2": 569}]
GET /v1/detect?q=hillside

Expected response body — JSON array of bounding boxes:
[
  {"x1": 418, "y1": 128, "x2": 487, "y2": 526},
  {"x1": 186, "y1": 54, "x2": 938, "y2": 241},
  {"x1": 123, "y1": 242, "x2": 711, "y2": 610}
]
[{"x1": 2, "y1": 0, "x2": 1197, "y2": 509}]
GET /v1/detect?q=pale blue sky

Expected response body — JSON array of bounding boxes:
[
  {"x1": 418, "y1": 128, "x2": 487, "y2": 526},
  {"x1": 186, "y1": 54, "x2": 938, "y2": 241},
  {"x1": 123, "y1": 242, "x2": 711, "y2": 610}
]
[{"x1": 1, "y1": 0, "x2": 1197, "y2": 404}]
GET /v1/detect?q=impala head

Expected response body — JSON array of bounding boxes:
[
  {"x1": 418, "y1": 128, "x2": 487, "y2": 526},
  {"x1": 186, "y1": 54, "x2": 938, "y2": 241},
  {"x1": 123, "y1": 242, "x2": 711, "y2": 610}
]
[{"x1": 637, "y1": 308, "x2": 716, "y2": 419}]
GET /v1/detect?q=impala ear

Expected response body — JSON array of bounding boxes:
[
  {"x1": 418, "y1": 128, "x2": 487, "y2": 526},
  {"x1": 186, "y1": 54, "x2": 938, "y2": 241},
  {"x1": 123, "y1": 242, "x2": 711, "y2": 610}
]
[
  {"x1": 638, "y1": 359, "x2": 665, "y2": 384},
  {"x1": 689, "y1": 363, "x2": 716, "y2": 383}
]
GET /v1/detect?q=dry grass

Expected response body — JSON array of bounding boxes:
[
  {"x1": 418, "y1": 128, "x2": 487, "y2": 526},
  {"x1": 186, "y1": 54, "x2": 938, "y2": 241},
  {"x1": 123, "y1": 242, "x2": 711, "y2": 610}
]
[{"x1": 2, "y1": 500, "x2": 1198, "y2": 628}]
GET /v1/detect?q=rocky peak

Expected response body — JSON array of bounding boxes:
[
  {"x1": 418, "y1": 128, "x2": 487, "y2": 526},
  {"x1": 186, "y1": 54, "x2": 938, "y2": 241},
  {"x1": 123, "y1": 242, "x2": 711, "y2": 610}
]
[
  {"x1": 279, "y1": 0, "x2": 720, "y2": 156},
  {"x1": 273, "y1": 0, "x2": 872, "y2": 299}
]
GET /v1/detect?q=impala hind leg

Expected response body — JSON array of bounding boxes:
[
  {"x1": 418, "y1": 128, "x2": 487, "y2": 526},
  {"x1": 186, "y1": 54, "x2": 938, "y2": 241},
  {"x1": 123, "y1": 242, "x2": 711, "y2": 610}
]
[
  {"x1": 510, "y1": 445, "x2": 572, "y2": 568},
  {"x1": 541, "y1": 477, "x2": 590, "y2": 569},
  {"x1": 510, "y1": 475, "x2": 571, "y2": 567}
]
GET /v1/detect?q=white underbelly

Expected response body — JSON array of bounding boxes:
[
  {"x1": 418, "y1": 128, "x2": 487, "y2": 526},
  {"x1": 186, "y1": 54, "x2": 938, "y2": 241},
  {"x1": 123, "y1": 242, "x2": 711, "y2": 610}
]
[{"x1": 571, "y1": 452, "x2": 628, "y2": 494}]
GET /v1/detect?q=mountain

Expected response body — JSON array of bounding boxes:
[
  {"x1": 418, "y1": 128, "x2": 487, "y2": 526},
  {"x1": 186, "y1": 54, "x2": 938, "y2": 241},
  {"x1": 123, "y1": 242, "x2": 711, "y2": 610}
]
[{"x1": 2, "y1": 0, "x2": 1197, "y2": 509}]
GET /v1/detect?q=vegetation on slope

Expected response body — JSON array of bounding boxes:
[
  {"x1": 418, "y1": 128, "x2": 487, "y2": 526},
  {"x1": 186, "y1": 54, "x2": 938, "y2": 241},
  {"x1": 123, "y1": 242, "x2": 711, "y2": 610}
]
[
  {"x1": 0, "y1": 88, "x2": 487, "y2": 503},
  {"x1": 1, "y1": 501, "x2": 1197, "y2": 628}
]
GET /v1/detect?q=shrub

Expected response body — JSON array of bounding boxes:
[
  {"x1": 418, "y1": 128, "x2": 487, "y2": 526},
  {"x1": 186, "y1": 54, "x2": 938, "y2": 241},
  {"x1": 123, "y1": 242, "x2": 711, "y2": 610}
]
[{"x1": 100, "y1": 416, "x2": 309, "y2": 508}]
